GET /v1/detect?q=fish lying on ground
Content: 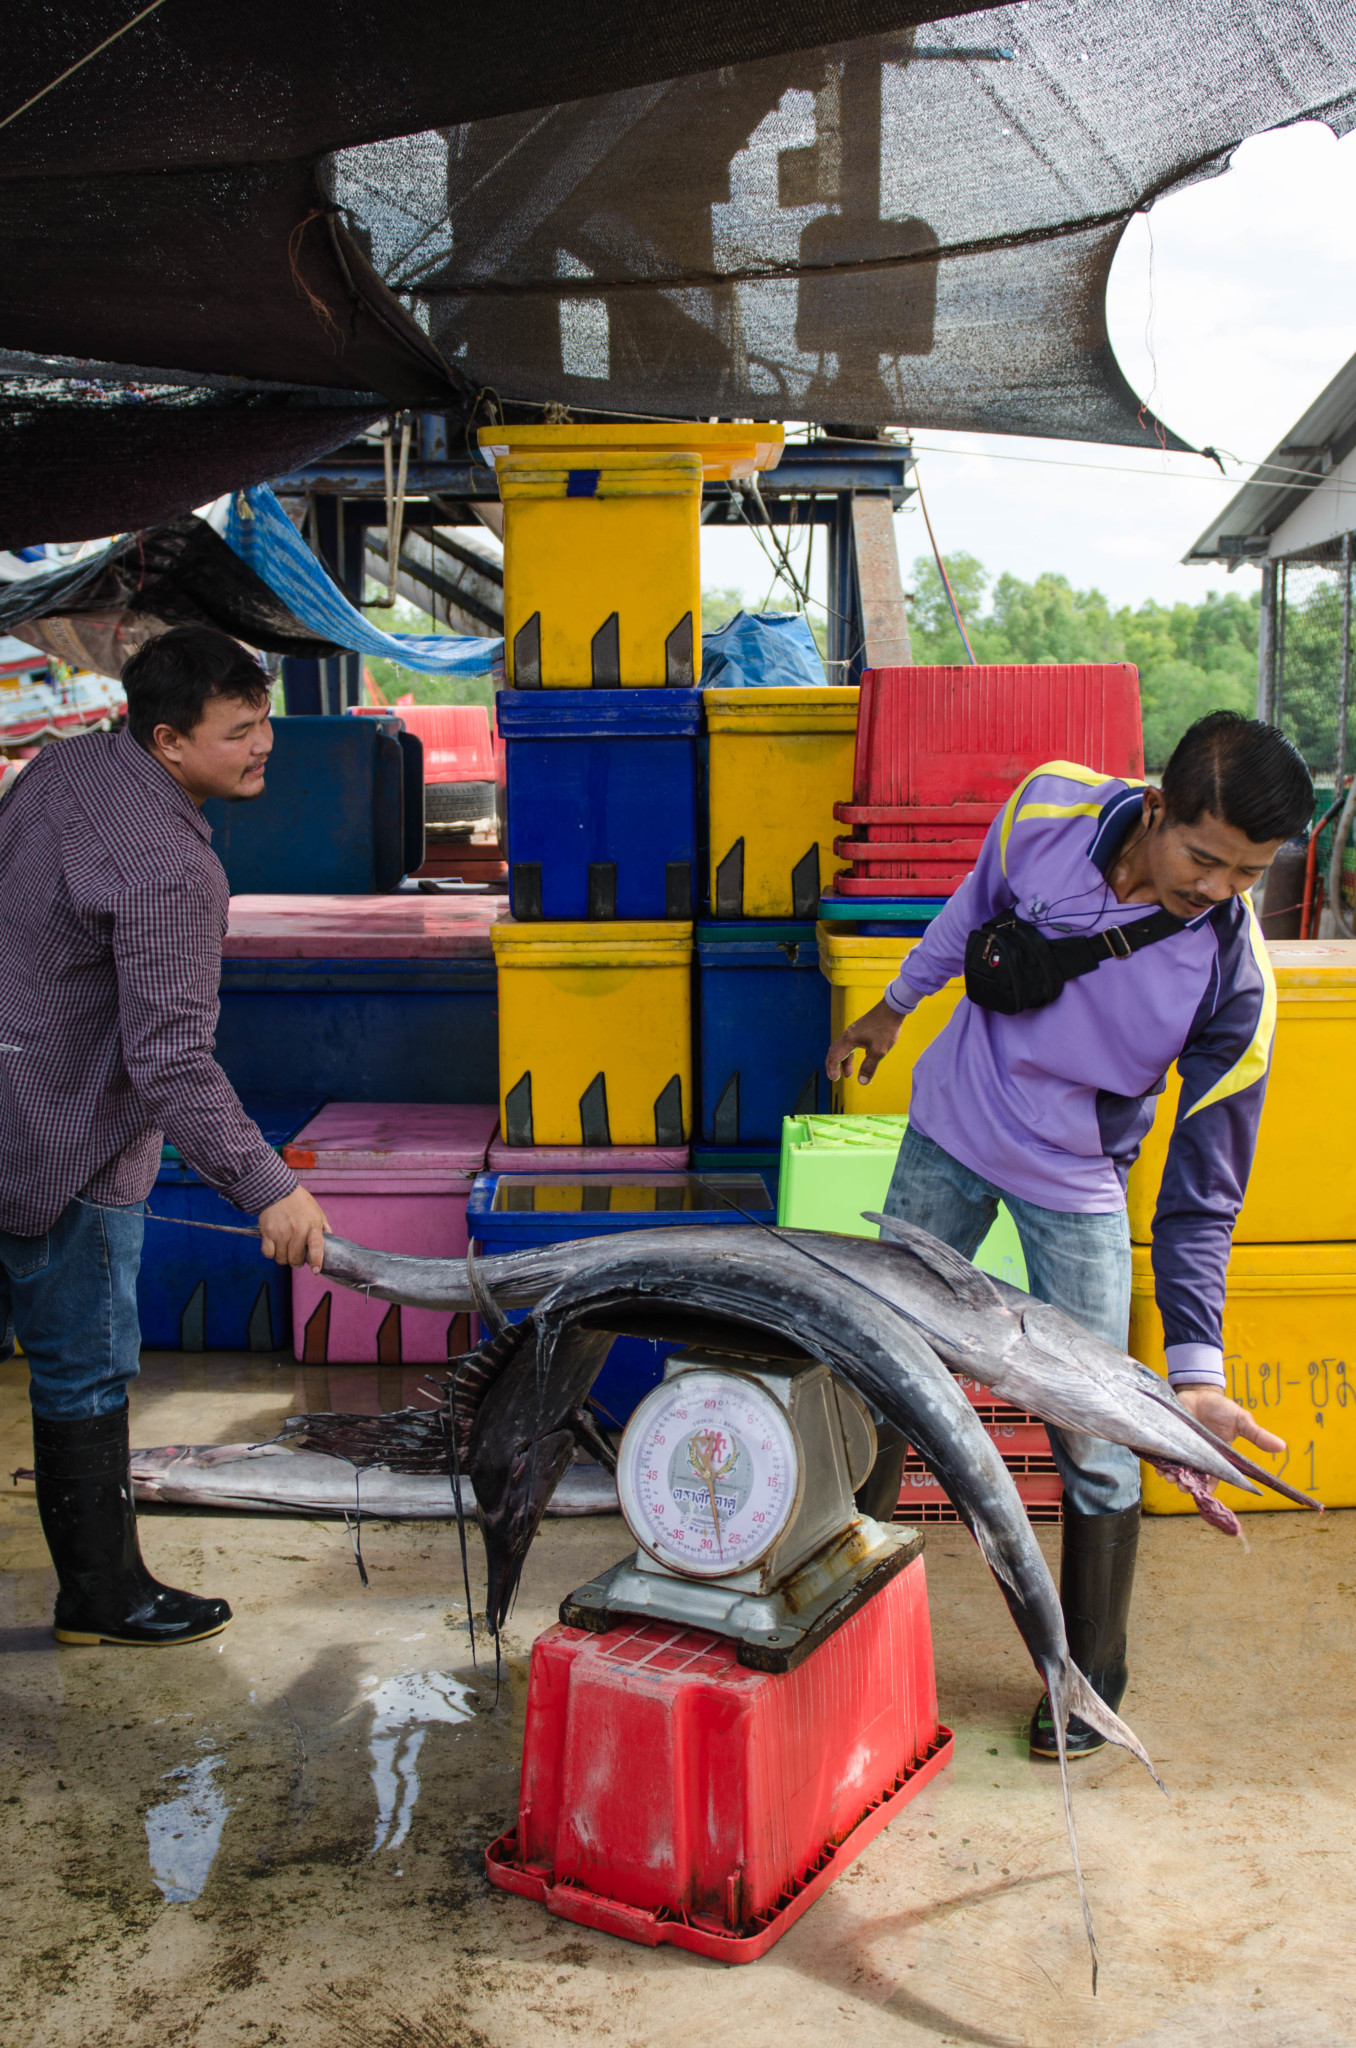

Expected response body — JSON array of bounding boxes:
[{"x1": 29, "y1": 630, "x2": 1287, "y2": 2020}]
[
  {"x1": 326, "y1": 1224, "x2": 1166, "y2": 1986},
  {"x1": 116, "y1": 1440, "x2": 618, "y2": 1518}
]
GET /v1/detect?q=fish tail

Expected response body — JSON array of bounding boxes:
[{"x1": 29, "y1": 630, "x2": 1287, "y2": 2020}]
[
  {"x1": 1063, "y1": 1662, "x2": 1167, "y2": 1796},
  {"x1": 1043, "y1": 1662, "x2": 1099, "y2": 1995}
]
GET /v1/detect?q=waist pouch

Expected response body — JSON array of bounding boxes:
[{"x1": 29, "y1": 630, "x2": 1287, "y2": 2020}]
[{"x1": 964, "y1": 906, "x2": 1186, "y2": 1016}]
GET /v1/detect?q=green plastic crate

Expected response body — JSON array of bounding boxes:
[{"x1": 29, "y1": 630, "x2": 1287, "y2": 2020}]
[{"x1": 776, "y1": 1112, "x2": 1028, "y2": 1287}]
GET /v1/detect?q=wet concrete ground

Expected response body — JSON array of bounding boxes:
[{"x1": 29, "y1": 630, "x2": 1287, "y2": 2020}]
[{"x1": 0, "y1": 1348, "x2": 1352, "y2": 2048}]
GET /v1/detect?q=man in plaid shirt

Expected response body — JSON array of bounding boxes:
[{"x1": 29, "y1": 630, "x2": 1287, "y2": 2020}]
[{"x1": 0, "y1": 626, "x2": 327, "y2": 1647}]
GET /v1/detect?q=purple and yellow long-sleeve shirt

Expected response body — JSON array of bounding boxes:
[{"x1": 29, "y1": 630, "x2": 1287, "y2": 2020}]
[{"x1": 883, "y1": 762, "x2": 1276, "y2": 1391}]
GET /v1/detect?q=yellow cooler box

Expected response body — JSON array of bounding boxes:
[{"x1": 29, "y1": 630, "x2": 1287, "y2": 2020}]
[
  {"x1": 706, "y1": 687, "x2": 859, "y2": 918},
  {"x1": 817, "y1": 928, "x2": 962, "y2": 1115},
  {"x1": 1132, "y1": 1240, "x2": 1356, "y2": 1513},
  {"x1": 479, "y1": 424, "x2": 783, "y2": 689},
  {"x1": 492, "y1": 920, "x2": 693, "y2": 1148},
  {"x1": 1127, "y1": 939, "x2": 1356, "y2": 1243}
]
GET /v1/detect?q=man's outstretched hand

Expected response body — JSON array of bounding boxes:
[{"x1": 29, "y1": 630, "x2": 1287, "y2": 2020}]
[
  {"x1": 258, "y1": 1187, "x2": 330, "y2": 1271},
  {"x1": 1175, "y1": 1383, "x2": 1286, "y2": 1457},
  {"x1": 825, "y1": 999, "x2": 905, "y2": 1087}
]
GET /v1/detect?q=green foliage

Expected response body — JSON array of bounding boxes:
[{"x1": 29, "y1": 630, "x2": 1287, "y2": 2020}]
[
  {"x1": 906, "y1": 554, "x2": 1260, "y2": 771},
  {"x1": 359, "y1": 596, "x2": 495, "y2": 712}
]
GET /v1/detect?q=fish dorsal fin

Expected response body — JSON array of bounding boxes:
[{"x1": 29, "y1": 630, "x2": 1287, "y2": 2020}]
[
  {"x1": 1020, "y1": 1302, "x2": 1083, "y2": 1364},
  {"x1": 863, "y1": 1213, "x2": 1008, "y2": 1312}
]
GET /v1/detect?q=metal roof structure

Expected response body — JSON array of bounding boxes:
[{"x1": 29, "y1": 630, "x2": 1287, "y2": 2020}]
[{"x1": 1184, "y1": 352, "x2": 1356, "y2": 567}]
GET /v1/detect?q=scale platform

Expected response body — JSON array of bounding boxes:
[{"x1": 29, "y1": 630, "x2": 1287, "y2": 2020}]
[{"x1": 562, "y1": 1521, "x2": 922, "y2": 1673}]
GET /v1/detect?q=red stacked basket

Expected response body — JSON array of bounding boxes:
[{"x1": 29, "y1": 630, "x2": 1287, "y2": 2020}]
[{"x1": 831, "y1": 663, "x2": 1145, "y2": 898}]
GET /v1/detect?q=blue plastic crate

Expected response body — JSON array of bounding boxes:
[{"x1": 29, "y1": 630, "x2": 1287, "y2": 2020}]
[
  {"x1": 468, "y1": 1168, "x2": 774, "y2": 1425},
  {"x1": 215, "y1": 957, "x2": 498, "y2": 1104},
  {"x1": 140, "y1": 1092, "x2": 326, "y2": 1353},
  {"x1": 203, "y1": 716, "x2": 419, "y2": 894},
  {"x1": 696, "y1": 922, "x2": 830, "y2": 1147},
  {"x1": 497, "y1": 688, "x2": 701, "y2": 920}
]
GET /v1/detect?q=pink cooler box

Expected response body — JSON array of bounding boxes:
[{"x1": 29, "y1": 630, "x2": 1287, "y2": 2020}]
[{"x1": 284, "y1": 1104, "x2": 497, "y2": 1364}]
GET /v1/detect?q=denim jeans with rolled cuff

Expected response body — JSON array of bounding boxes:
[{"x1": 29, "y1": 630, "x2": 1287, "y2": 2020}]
[
  {"x1": 0, "y1": 1195, "x2": 145, "y2": 1420},
  {"x1": 883, "y1": 1122, "x2": 1140, "y2": 1516}
]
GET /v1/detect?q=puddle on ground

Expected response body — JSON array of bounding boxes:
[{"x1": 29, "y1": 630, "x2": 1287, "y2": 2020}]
[
  {"x1": 364, "y1": 1671, "x2": 476, "y2": 1857},
  {"x1": 144, "y1": 1753, "x2": 232, "y2": 1904}
]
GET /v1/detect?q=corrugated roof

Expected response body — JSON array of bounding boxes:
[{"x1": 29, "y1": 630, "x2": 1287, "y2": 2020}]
[{"x1": 1184, "y1": 352, "x2": 1356, "y2": 564}]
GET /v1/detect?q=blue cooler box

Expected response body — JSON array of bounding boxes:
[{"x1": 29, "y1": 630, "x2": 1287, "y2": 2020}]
[
  {"x1": 203, "y1": 716, "x2": 422, "y2": 894},
  {"x1": 141, "y1": 1092, "x2": 326, "y2": 1352},
  {"x1": 466, "y1": 1169, "x2": 775, "y2": 1426},
  {"x1": 696, "y1": 922, "x2": 831, "y2": 1146},
  {"x1": 215, "y1": 957, "x2": 498, "y2": 1104},
  {"x1": 498, "y1": 687, "x2": 701, "y2": 920}
]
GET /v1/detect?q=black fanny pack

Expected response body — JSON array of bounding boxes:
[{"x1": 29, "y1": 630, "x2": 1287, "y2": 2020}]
[{"x1": 963, "y1": 906, "x2": 1186, "y2": 1016}]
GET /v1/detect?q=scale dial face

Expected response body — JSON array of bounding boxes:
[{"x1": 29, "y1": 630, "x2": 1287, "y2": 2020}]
[{"x1": 617, "y1": 1369, "x2": 803, "y2": 1579}]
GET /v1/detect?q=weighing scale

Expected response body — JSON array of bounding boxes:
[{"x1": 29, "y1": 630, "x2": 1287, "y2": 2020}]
[
  {"x1": 486, "y1": 1344, "x2": 950, "y2": 1958},
  {"x1": 562, "y1": 1347, "x2": 922, "y2": 1669}
]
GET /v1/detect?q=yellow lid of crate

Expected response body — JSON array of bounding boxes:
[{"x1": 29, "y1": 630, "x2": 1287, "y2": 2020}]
[
  {"x1": 704, "y1": 686, "x2": 860, "y2": 734},
  {"x1": 492, "y1": 920, "x2": 694, "y2": 969},
  {"x1": 1266, "y1": 938, "x2": 1356, "y2": 1011},
  {"x1": 1131, "y1": 1240, "x2": 1356, "y2": 1292},
  {"x1": 815, "y1": 927, "x2": 919, "y2": 983},
  {"x1": 478, "y1": 423, "x2": 784, "y2": 479},
  {"x1": 497, "y1": 450, "x2": 702, "y2": 501}
]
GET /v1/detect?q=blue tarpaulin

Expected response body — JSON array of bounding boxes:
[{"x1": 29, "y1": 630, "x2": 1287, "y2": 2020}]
[
  {"x1": 224, "y1": 486, "x2": 503, "y2": 678},
  {"x1": 700, "y1": 610, "x2": 825, "y2": 688}
]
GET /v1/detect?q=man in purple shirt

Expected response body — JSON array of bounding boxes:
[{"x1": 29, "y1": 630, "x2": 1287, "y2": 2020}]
[
  {"x1": 0, "y1": 626, "x2": 328, "y2": 1648},
  {"x1": 826, "y1": 712, "x2": 1313, "y2": 1759}
]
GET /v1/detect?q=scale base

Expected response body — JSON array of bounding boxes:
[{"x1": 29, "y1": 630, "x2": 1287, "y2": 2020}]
[{"x1": 560, "y1": 1520, "x2": 923, "y2": 1672}]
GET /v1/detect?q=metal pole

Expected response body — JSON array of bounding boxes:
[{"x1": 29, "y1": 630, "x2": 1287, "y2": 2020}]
[
  {"x1": 1256, "y1": 560, "x2": 1276, "y2": 721},
  {"x1": 1338, "y1": 533, "x2": 1353, "y2": 789},
  {"x1": 1275, "y1": 559, "x2": 1287, "y2": 729}
]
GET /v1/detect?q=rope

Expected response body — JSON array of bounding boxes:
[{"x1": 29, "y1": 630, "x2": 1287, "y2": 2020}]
[{"x1": 912, "y1": 469, "x2": 977, "y2": 664}]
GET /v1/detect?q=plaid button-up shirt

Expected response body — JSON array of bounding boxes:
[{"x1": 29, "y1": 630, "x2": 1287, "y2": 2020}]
[{"x1": 0, "y1": 724, "x2": 297, "y2": 1237}]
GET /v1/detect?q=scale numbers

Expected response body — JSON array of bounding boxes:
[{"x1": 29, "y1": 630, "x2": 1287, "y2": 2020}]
[{"x1": 617, "y1": 1370, "x2": 802, "y2": 1579}]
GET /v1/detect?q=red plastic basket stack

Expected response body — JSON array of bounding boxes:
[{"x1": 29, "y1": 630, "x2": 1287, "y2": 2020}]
[
  {"x1": 893, "y1": 1376, "x2": 1064, "y2": 1523},
  {"x1": 832, "y1": 663, "x2": 1144, "y2": 898}
]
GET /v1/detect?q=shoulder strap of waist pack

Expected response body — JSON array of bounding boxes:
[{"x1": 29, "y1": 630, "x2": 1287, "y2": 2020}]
[{"x1": 1045, "y1": 905, "x2": 1187, "y2": 981}]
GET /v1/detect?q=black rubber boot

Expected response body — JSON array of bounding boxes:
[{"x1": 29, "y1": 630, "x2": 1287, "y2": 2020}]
[
  {"x1": 32, "y1": 1406, "x2": 232, "y2": 1647},
  {"x1": 854, "y1": 1422, "x2": 908, "y2": 1523},
  {"x1": 1029, "y1": 1502, "x2": 1139, "y2": 1760}
]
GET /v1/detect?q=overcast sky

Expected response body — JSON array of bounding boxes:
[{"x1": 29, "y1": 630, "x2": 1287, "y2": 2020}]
[{"x1": 702, "y1": 118, "x2": 1356, "y2": 619}]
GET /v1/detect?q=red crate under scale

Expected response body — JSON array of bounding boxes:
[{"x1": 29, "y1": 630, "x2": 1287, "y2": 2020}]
[
  {"x1": 486, "y1": 1549, "x2": 952, "y2": 1961},
  {"x1": 850, "y1": 664, "x2": 1144, "y2": 810}
]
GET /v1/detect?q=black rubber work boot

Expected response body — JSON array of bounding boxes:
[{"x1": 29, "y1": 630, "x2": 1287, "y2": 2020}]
[
  {"x1": 32, "y1": 1406, "x2": 232, "y2": 1647},
  {"x1": 1029, "y1": 1502, "x2": 1139, "y2": 1760},
  {"x1": 854, "y1": 1422, "x2": 909, "y2": 1523}
]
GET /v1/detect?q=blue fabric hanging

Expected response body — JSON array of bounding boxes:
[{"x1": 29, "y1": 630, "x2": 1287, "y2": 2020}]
[
  {"x1": 700, "y1": 609, "x2": 825, "y2": 688},
  {"x1": 224, "y1": 485, "x2": 503, "y2": 677}
]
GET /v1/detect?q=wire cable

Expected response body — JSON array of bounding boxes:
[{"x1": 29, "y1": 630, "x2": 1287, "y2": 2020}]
[
  {"x1": 0, "y1": 0, "x2": 173, "y2": 138},
  {"x1": 913, "y1": 468, "x2": 977, "y2": 663}
]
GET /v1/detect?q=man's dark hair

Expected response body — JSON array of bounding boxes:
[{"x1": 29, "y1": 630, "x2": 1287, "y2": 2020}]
[
  {"x1": 1160, "y1": 710, "x2": 1313, "y2": 844},
  {"x1": 122, "y1": 626, "x2": 270, "y2": 750}
]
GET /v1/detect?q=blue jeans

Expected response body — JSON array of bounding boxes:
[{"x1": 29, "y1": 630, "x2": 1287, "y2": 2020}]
[
  {"x1": 0, "y1": 1196, "x2": 144, "y2": 1420},
  {"x1": 883, "y1": 1124, "x2": 1140, "y2": 1515}
]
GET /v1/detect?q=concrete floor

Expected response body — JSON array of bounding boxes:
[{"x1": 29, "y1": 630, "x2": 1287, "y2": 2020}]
[{"x1": 0, "y1": 1350, "x2": 1352, "y2": 2048}]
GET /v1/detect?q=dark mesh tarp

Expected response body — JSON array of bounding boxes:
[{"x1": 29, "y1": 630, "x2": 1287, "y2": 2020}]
[
  {"x1": 0, "y1": 1, "x2": 990, "y2": 542},
  {"x1": 0, "y1": 357, "x2": 382, "y2": 551},
  {"x1": 0, "y1": 515, "x2": 342, "y2": 661},
  {"x1": 336, "y1": 1, "x2": 1356, "y2": 442}
]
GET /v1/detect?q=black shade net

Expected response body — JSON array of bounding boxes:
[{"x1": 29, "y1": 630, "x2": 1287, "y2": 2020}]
[
  {"x1": 0, "y1": 514, "x2": 341, "y2": 661},
  {"x1": 0, "y1": 357, "x2": 382, "y2": 552},
  {"x1": 338, "y1": 0, "x2": 1356, "y2": 443}
]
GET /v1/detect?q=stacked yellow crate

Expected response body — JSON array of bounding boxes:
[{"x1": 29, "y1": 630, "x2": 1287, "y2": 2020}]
[
  {"x1": 482, "y1": 424, "x2": 783, "y2": 1149},
  {"x1": 1126, "y1": 939, "x2": 1356, "y2": 1513}
]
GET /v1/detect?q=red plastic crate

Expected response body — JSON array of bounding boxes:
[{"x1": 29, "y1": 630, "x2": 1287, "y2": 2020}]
[
  {"x1": 832, "y1": 836, "x2": 985, "y2": 866},
  {"x1": 835, "y1": 801, "x2": 1001, "y2": 828},
  {"x1": 895, "y1": 1460, "x2": 1064, "y2": 1522},
  {"x1": 485, "y1": 1552, "x2": 952, "y2": 1961},
  {"x1": 831, "y1": 873, "x2": 970, "y2": 897},
  {"x1": 851, "y1": 664, "x2": 1144, "y2": 809}
]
